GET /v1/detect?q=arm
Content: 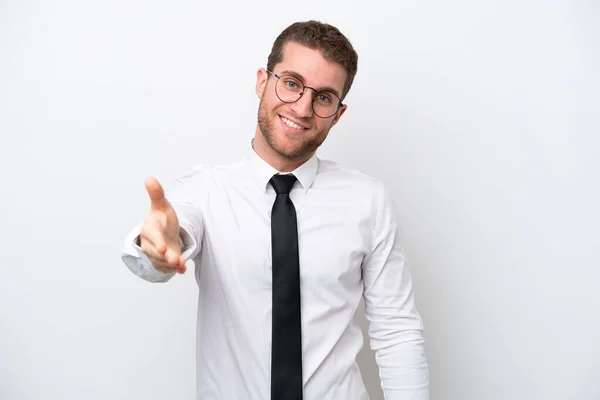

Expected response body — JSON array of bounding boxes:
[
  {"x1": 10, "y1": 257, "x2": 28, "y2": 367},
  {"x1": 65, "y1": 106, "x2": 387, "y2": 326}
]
[
  {"x1": 362, "y1": 183, "x2": 429, "y2": 399},
  {"x1": 121, "y1": 177, "x2": 204, "y2": 283}
]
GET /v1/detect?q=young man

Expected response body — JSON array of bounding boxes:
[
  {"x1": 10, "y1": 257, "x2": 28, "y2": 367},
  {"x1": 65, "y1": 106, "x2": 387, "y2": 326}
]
[{"x1": 122, "y1": 20, "x2": 429, "y2": 400}]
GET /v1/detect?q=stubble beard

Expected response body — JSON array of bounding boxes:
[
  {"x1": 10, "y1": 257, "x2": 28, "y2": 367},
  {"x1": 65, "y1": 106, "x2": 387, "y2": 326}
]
[{"x1": 257, "y1": 96, "x2": 330, "y2": 160}]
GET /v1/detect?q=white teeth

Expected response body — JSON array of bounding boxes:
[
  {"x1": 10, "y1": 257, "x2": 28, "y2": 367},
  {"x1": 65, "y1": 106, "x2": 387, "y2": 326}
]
[{"x1": 282, "y1": 117, "x2": 304, "y2": 130}]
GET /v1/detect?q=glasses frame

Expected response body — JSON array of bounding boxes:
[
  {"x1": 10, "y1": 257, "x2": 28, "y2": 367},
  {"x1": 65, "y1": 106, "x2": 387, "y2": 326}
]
[{"x1": 266, "y1": 69, "x2": 343, "y2": 119}]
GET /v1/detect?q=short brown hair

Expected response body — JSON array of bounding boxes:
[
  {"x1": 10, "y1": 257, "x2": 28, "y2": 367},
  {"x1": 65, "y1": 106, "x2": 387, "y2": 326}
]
[{"x1": 266, "y1": 20, "x2": 358, "y2": 101}]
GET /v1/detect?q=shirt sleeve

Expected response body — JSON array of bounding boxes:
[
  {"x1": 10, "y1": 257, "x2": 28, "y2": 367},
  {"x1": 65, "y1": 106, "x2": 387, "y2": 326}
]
[
  {"x1": 361, "y1": 183, "x2": 430, "y2": 400},
  {"x1": 121, "y1": 176, "x2": 205, "y2": 283}
]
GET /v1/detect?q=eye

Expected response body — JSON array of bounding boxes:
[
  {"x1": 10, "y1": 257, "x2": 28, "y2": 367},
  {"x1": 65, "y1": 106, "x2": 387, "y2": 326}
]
[
  {"x1": 281, "y1": 77, "x2": 302, "y2": 91},
  {"x1": 317, "y1": 93, "x2": 333, "y2": 103}
]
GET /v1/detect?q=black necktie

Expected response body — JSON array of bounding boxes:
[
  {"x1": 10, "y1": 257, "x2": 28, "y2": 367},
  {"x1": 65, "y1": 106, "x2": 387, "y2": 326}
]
[{"x1": 269, "y1": 174, "x2": 303, "y2": 400}]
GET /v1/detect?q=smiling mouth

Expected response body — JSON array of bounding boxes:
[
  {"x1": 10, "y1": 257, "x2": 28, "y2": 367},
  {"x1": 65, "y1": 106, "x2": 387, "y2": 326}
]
[{"x1": 279, "y1": 115, "x2": 308, "y2": 130}]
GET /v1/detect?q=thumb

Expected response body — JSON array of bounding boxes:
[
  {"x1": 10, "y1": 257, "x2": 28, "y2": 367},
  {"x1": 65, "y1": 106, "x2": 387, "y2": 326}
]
[{"x1": 144, "y1": 176, "x2": 169, "y2": 211}]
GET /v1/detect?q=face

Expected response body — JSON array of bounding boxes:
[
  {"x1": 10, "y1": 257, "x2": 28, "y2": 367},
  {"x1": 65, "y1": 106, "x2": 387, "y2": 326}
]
[{"x1": 255, "y1": 42, "x2": 348, "y2": 163}]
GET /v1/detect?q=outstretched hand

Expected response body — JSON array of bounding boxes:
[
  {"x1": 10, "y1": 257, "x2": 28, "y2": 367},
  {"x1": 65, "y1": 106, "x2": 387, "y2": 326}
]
[{"x1": 139, "y1": 177, "x2": 186, "y2": 274}]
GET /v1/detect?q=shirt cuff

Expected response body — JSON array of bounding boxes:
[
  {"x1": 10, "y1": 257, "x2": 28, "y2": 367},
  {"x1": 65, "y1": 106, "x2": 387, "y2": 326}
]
[{"x1": 121, "y1": 224, "x2": 176, "y2": 283}]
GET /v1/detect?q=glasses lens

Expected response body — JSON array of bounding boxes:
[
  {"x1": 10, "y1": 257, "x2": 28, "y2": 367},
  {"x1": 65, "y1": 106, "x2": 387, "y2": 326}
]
[
  {"x1": 312, "y1": 91, "x2": 340, "y2": 118},
  {"x1": 273, "y1": 73, "x2": 341, "y2": 118},
  {"x1": 275, "y1": 75, "x2": 303, "y2": 103}
]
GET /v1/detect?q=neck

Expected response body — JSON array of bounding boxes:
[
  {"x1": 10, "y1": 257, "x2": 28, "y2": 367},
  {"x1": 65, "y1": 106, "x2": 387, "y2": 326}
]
[{"x1": 252, "y1": 129, "x2": 313, "y2": 173}]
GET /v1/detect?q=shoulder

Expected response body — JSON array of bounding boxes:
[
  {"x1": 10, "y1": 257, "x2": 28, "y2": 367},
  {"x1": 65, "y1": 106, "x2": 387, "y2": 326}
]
[
  {"x1": 316, "y1": 157, "x2": 388, "y2": 198},
  {"x1": 316, "y1": 157, "x2": 400, "y2": 224},
  {"x1": 177, "y1": 157, "x2": 247, "y2": 185},
  {"x1": 167, "y1": 157, "x2": 247, "y2": 199}
]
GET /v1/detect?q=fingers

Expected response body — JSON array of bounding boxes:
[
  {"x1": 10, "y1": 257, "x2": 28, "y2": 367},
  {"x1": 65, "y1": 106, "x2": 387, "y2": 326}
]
[
  {"x1": 148, "y1": 255, "x2": 185, "y2": 274},
  {"x1": 147, "y1": 251, "x2": 186, "y2": 274},
  {"x1": 165, "y1": 247, "x2": 186, "y2": 269},
  {"x1": 141, "y1": 239, "x2": 186, "y2": 274},
  {"x1": 145, "y1": 176, "x2": 169, "y2": 211},
  {"x1": 140, "y1": 227, "x2": 167, "y2": 255}
]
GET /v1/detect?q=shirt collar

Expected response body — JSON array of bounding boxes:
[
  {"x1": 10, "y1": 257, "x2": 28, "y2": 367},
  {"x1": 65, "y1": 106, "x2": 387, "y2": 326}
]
[{"x1": 247, "y1": 140, "x2": 318, "y2": 194}]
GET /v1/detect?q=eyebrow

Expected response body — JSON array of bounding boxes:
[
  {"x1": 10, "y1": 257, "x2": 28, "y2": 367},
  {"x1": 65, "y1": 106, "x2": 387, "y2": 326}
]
[{"x1": 278, "y1": 69, "x2": 342, "y2": 99}]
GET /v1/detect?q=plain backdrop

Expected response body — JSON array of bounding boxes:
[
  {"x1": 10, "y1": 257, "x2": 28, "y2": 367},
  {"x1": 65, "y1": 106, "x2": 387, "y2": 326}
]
[{"x1": 1, "y1": 1, "x2": 599, "y2": 399}]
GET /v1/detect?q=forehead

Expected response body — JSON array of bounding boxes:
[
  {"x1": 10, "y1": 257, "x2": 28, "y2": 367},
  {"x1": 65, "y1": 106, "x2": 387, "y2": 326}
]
[{"x1": 276, "y1": 41, "x2": 347, "y2": 94}]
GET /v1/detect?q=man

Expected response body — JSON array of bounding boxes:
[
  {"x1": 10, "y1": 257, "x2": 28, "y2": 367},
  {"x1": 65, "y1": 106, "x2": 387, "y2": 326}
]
[{"x1": 122, "y1": 20, "x2": 429, "y2": 400}]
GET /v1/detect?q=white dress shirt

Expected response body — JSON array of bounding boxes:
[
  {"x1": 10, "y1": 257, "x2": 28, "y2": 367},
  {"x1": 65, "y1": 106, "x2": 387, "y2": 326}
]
[{"x1": 121, "y1": 145, "x2": 429, "y2": 400}]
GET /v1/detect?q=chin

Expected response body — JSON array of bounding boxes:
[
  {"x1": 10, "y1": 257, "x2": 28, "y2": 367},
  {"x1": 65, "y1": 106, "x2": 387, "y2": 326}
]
[
  {"x1": 271, "y1": 140, "x2": 304, "y2": 159},
  {"x1": 258, "y1": 105, "x2": 323, "y2": 159}
]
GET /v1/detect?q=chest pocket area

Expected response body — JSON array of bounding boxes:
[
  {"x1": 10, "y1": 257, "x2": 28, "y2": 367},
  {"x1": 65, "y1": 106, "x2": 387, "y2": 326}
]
[{"x1": 297, "y1": 214, "x2": 369, "y2": 291}]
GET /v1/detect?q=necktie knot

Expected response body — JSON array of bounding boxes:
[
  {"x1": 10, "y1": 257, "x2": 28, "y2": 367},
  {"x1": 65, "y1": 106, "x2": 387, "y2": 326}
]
[{"x1": 270, "y1": 174, "x2": 297, "y2": 195}]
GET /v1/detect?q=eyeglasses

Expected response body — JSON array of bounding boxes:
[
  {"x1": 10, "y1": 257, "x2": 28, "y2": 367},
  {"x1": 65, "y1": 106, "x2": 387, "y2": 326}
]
[{"x1": 266, "y1": 70, "x2": 343, "y2": 118}]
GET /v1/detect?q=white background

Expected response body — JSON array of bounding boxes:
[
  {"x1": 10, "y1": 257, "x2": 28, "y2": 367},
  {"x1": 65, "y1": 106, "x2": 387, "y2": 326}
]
[{"x1": 1, "y1": 1, "x2": 599, "y2": 399}]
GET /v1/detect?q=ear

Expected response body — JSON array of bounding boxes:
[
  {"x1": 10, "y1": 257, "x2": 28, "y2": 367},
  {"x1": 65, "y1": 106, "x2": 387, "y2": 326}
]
[
  {"x1": 330, "y1": 104, "x2": 348, "y2": 128},
  {"x1": 255, "y1": 68, "x2": 269, "y2": 99}
]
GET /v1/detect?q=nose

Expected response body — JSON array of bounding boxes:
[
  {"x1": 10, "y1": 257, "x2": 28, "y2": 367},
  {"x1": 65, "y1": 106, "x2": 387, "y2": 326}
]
[{"x1": 289, "y1": 89, "x2": 314, "y2": 118}]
